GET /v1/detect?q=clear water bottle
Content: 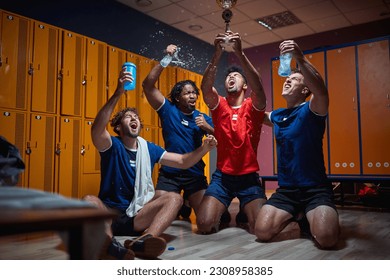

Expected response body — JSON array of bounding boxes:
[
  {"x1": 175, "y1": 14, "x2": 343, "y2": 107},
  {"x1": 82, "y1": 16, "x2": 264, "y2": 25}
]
[
  {"x1": 160, "y1": 54, "x2": 172, "y2": 68},
  {"x1": 123, "y1": 62, "x2": 136, "y2": 90},
  {"x1": 278, "y1": 52, "x2": 292, "y2": 77}
]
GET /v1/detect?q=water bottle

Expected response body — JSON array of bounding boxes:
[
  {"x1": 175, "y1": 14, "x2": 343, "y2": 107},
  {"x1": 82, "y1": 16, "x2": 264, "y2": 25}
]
[
  {"x1": 160, "y1": 54, "x2": 172, "y2": 68},
  {"x1": 122, "y1": 62, "x2": 136, "y2": 90},
  {"x1": 278, "y1": 52, "x2": 292, "y2": 77}
]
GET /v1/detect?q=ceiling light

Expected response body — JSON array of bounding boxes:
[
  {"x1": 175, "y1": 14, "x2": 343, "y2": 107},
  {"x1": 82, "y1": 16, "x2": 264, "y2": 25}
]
[
  {"x1": 136, "y1": 0, "x2": 152, "y2": 7},
  {"x1": 188, "y1": 24, "x2": 203, "y2": 31},
  {"x1": 256, "y1": 11, "x2": 301, "y2": 30}
]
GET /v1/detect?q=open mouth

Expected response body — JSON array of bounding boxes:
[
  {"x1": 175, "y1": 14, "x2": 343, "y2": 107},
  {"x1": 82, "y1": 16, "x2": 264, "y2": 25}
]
[
  {"x1": 130, "y1": 123, "x2": 138, "y2": 129},
  {"x1": 228, "y1": 79, "x2": 235, "y2": 89}
]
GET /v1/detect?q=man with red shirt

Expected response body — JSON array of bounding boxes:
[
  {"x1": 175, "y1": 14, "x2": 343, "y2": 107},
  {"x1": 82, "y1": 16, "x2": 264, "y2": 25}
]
[{"x1": 196, "y1": 31, "x2": 267, "y2": 234}]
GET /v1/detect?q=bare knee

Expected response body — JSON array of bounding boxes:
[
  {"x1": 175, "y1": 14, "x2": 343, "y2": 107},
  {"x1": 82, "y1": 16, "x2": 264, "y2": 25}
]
[
  {"x1": 312, "y1": 226, "x2": 339, "y2": 249},
  {"x1": 162, "y1": 192, "x2": 183, "y2": 210}
]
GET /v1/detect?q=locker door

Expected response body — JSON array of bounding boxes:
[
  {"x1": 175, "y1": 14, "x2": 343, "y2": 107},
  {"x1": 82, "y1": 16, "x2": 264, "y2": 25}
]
[
  {"x1": 140, "y1": 125, "x2": 160, "y2": 185},
  {"x1": 0, "y1": 109, "x2": 27, "y2": 186},
  {"x1": 30, "y1": 21, "x2": 59, "y2": 113},
  {"x1": 358, "y1": 40, "x2": 390, "y2": 175},
  {"x1": 0, "y1": 12, "x2": 30, "y2": 110},
  {"x1": 60, "y1": 31, "x2": 84, "y2": 116},
  {"x1": 82, "y1": 120, "x2": 99, "y2": 173},
  {"x1": 137, "y1": 57, "x2": 158, "y2": 126},
  {"x1": 107, "y1": 46, "x2": 127, "y2": 114},
  {"x1": 27, "y1": 113, "x2": 56, "y2": 192},
  {"x1": 85, "y1": 38, "x2": 107, "y2": 118},
  {"x1": 176, "y1": 67, "x2": 189, "y2": 82},
  {"x1": 327, "y1": 46, "x2": 360, "y2": 174},
  {"x1": 57, "y1": 117, "x2": 81, "y2": 198},
  {"x1": 158, "y1": 66, "x2": 176, "y2": 99},
  {"x1": 305, "y1": 52, "x2": 329, "y2": 174},
  {"x1": 80, "y1": 119, "x2": 101, "y2": 198},
  {"x1": 125, "y1": 52, "x2": 139, "y2": 109}
]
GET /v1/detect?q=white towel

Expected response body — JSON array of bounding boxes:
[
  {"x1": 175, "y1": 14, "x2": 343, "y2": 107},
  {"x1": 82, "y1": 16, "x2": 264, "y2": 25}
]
[{"x1": 126, "y1": 136, "x2": 155, "y2": 217}]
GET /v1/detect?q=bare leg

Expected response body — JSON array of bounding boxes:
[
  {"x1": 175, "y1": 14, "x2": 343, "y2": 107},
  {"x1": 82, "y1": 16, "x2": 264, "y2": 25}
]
[
  {"x1": 188, "y1": 189, "x2": 205, "y2": 216},
  {"x1": 83, "y1": 195, "x2": 113, "y2": 238},
  {"x1": 306, "y1": 205, "x2": 339, "y2": 249},
  {"x1": 255, "y1": 204, "x2": 292, "y2": 241},
  {"x1": 134, "y1": 192, "x2": 183, "y2": 236},
  {"x1": 242, "y1": 198, "x2": 267, "y2": 234},
  {"x1": 196, "y1": 195, "x2": 227, "y2": 233}
]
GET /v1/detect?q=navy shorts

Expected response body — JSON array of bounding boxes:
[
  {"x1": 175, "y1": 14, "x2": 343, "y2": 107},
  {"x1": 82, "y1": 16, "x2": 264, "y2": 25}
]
[
  {"x1": 204, "y1": 169, "x2": 266, "y2": 209},
  {"x1": 265, "y1": 185, "x2": 337, "y2": 218},
  {"x1": 155, "y1": 170, "x2": 208, "y2": 200}
]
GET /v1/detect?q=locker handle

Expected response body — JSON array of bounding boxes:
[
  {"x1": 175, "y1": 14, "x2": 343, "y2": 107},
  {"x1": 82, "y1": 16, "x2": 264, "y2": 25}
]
[
  {"x1": 55, "y1": 143, "x2": 61, "y2": 155},
  {"x1": 28, "y1": 63, "x2": 34, "y2": 75},
  {"x1": 26, "y1": 142, "x2": 32, "y2": 155},
  {"x1": 82, "y1": 75, "x2": 87, "y2": 85},
  {"x1": 58, "y1": 69, "x2": 63, "y2": 81},
  {"x1": 81, "y1": 145, "x2": 86, "y2": 156}
]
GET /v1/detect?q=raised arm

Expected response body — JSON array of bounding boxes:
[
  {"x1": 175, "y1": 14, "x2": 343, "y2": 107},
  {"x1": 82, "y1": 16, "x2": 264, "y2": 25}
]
[
  {"x1": 91, "y1": 67, "x2": 133, "y2": 151},
  {"x1": 142, "y1": 45, "x2": 178, "y2": 110},
  {"x1": 281, "y1": 40, "x2": 328, "y2": 115},
  {"x1": 160, "y1": 135, "x2": 217, "y2": 169},
  {"x1": 229, "y1": 32, "x2": 266, "y2": 111},
  {"x1": 201, "y1": 33, "x2": 225, "y2": 110}
]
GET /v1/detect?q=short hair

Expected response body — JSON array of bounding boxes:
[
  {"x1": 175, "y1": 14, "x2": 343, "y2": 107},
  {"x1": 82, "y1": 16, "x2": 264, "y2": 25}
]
[
  {"x1": 168, "y1": 80, "x2": 200, "y2": 105},
  {"x1": 110, "y1": 107, "x2": 143, "y2": 135},
  {"x1": 225, "y1": 65, "x2": 247, "y2": 84}
]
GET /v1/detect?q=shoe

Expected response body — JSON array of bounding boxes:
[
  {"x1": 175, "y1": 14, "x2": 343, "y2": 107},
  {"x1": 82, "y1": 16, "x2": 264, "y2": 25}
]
[
  {"x1": 124, "y1": 234, "x2": 166, "y2": 259},
  {"x1": 235, "y1": 210, "x2": 249, "y2": 229},
  {"x1": 100, "y1": 237, "x2": 135, "y2": 260},
  {"x1": 296, "y1": 214, "x2": 312, "y2": 239},
  {"x1": 218, "y1": 210, "x2": 231, "y2": 230},
  {"x1": 179, "y1": 201, "x2": 192, "y2": 219}
]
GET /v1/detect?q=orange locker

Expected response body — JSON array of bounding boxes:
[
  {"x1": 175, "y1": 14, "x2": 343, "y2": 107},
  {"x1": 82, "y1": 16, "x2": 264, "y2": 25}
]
[
  {"x1": 140, "y1": 125, "x2": 160, "y2": 185},
  {"x1": 85, "y1": 38, "x2": 107, "y2": 119},
  {"x1": 30, "y1": 21, "x2": 59, "y2": 114},
  {"x1": 327, "y1": 46, "x2": 360, "y2": 174},
  {"x1": 27, "y1": 113, "x2": 56, "y2": 192},
  {"x1": 60, "y1": 30, "x2": 85, "y2": 117},
  {"x1": 80, "y1": 119, "x2": 100, "y2": 198},
  {"x1": 358, "y1": 40, "x2": 390, "y2": 175},
  {"x1": 158, "y1": 65, "x2": 177, "y2": 100},
  {"x1": 107, "y1": 46, "x2": 127, "y2": 114},
  {"x1": 57, "y1": 116, "x2": 82, "y2": 198},
  {"x1": 137, "y1": 56, "x2": 158, "y2": 126},
  {"x1": 0, "y1": 109, "x2": 27, "y2": 186},
  {"x1": 0, "y1": 12, "x2": 30, "y2": 110}
]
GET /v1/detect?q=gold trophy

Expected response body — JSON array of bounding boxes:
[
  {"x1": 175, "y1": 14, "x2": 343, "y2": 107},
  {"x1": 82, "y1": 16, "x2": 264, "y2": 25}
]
[{"x1": 216, "y1": 0, "x2": 237, "y2": 51}]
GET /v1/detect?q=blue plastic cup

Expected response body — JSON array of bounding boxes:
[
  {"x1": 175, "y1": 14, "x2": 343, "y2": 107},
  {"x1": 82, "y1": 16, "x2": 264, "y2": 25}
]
[
  {"x1": 123, "y1": 62, "x2": 136, "y2": 90},
  {"x1": 278, "y1": 52, "x2": 292, "y2": 77}
]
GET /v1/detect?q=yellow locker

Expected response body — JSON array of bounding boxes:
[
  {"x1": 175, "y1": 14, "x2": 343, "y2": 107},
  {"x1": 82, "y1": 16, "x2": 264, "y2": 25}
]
[
  {"x1": 57, "y1": 116, "x2": 82, "y2": 198},
  {"x1": 0, "y1": 109, "x2": 27, "y2": 186},
  {"x1": 27, "y1": 113, "x2": 56, "y2": 192},
  {"x1": 158, "y1": 65, "x2": 177, "y2": 99},
  {"x1": 60, "y1": 30, "x2": 85, "y2": 117},
  {"x1": 327, "y1": 46, "x2": 360, "y2": 174},
  {"x1": 80, "y1": 119, "x2": 101, "y2": 198},
  {"x1": 107, "y1": 46, "x2": 127, "y2": 114},
  {"x1": 176, "y1": 67, "x2": 189, "y2": 81},
  {"x1": 30, "y1": 21, "x2": 59, "y2": 113},
  {"x1": 0, "y1": 12, "x2": 30, "y2": 110},
  {"x1": 85, "y1": 38, "x2": 107, "y2": 119},
  {"x1": 137, "y1": 56, "x2": 158, "y2": 126},
  {"x1": 358, "y1": 40, "x2": 390, "y2": 175}
]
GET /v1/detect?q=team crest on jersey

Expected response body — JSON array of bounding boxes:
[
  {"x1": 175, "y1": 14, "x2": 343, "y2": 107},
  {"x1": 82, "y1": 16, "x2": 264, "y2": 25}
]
[
  {"x1": 181, "y1": 119, "x2": 189, "y2": 126},
  {"x1": 232, "y1": 114, "x2": 238, "y2": 121},
  {"x1": 129, "y1": 159, "x2": 136, "y2": 167}
]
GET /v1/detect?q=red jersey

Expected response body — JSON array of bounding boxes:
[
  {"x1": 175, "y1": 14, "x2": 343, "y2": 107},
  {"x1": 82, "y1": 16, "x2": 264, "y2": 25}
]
[{"x1": 212, "y1": 96, "x2": 264, "y2": 175}]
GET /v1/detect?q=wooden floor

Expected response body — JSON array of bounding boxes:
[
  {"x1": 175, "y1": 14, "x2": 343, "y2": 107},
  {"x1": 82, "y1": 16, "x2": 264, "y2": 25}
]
[{"x1": 1, "y1": 203, "x2": 389, "y2": 260}]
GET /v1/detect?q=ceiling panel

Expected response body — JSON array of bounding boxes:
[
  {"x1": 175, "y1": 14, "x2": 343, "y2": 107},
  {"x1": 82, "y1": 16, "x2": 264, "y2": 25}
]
[{"x1": 117, "y1": 0, "x2": 390, "y2": 48}]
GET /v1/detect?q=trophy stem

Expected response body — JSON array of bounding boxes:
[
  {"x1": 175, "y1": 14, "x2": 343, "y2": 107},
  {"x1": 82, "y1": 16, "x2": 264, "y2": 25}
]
[{"x1": 225, "y1": 21, "x2": 231, "y2": 33}]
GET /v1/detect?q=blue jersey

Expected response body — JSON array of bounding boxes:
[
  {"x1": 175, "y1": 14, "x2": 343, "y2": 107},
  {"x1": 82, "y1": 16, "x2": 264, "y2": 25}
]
[
  {"x1": 270, "y1": 102, "x2": 328, "y2": 187},
  {"x1": 157, "y1": 98, "x2": 213, "y2": 176},
  {"x1": 98, "y1": 136, "x2": 165, "y2": 211}
]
